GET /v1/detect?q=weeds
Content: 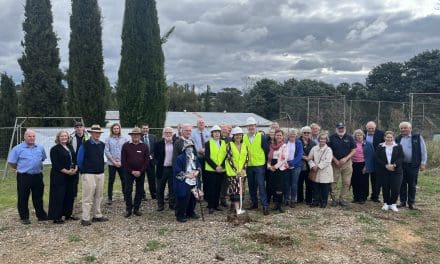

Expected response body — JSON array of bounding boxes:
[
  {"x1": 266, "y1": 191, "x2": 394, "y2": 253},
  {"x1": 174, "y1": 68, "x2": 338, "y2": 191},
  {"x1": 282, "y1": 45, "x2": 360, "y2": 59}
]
[
  {"x1": 144, "y1": 240, "x2": 167, "y2": 252},
  {"x1": 84, "y1": 255, "x2": 96, "y2": 263}
]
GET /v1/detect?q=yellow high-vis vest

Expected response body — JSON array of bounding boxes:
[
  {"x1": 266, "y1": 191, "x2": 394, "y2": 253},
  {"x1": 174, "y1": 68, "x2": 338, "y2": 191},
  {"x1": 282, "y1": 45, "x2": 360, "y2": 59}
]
[
  {"x1": 243, "y1": 132, "x2": 265, "y2": 166},
  {"x1": 224, "y1": 142, "x2": 248, "y2": 177},
  {"x1": 205, "y1": 139, "x2": 226, "y2": 172}
]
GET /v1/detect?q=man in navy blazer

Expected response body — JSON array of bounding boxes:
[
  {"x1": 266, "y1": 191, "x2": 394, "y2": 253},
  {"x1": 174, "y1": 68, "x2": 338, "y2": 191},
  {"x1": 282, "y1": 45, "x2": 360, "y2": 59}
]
[
  {"x1": 364, "y1": 121, "x2": 384, "y2": 203},
  {"x1": 140, "y1": 123, "x2": 157, "y2": 200}
]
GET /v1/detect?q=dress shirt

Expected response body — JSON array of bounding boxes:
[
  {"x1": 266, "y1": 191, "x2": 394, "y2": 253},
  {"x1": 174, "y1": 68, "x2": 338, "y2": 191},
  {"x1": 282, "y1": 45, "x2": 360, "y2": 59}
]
[
  {"x1": 105, "y1": 135, "x2": 128, "y2": 165},
  {"x1": 399, "y1": 134, "x2": 428, "y2": 164},
  {"x1": 287, "y1": 141, "x2": 296, "y2": 161},
  {"x1": 7, "y1": 142, "x2": 46, "y2": 174},
  {"x1": 191, "y1": 129, "x2": 210, "y2": 152},
  {"x1": 365, "y1": 134, "x2": 374, "y2": 144},
  {"x1": 163, "y1": 141, "x2": 173, "y2": 167}
]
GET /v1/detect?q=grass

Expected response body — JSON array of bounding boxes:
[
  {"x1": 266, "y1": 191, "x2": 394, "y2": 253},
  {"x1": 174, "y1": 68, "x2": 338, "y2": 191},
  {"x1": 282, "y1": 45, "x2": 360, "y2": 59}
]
[
  {"x1": 0, "y1": 165, "x2": 121, "y2": 210},
  {"x1": 362, "y1": 238, "x2": 377, "y2": 245},
  {"x1": 222, "y1": 237, "x2": 266, "y2": 254},
  {"x1": 68, "y1": 234, "x2": 81, "y2": 242},
  {"x1": 84, "y1": 255, "x2": 96, "y2": 263},
  {"x1": 157, "y1": 227, "x2": 170, "y2": 236},
  {"x1": 378, "y1": 246, "x2": 396, "y2": 254},
  {"x1": 143, "y1": 240, "x2": 167, "y2": 252}
]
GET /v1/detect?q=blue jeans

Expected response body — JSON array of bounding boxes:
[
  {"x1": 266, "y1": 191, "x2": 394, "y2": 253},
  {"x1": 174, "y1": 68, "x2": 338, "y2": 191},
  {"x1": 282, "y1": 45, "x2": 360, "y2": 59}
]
[
  {"x1": 284, "y1": 167, "x2": 301, "y2": 202},
  {"x1": 247, "y1": 165, "x2": 268, "y2": 207}
]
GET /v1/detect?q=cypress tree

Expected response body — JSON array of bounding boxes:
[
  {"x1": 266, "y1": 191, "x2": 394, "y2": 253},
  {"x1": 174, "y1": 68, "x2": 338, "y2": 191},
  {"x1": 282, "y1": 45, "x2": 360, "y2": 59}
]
[
  {"x1": 117, "y1": 0, "x2": 167, "y2": 128},
  {"x1": 0, "y1": 73, "x2": 17, "y2": 158},
  {"x1": 18, "y1": 0, "x2": 64, "y2": 126},
  {"x1": 67, "y1": 0, "x2": 106, "y2": 126},
  {"x1": 0, "y1": 73, "x2": 17, "y2": 126}
]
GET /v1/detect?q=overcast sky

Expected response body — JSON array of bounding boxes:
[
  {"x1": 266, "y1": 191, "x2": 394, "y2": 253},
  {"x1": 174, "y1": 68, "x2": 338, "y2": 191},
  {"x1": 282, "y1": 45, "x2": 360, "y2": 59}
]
[{"x1": 0, "y1": 0, "x2": 439, "y2": 91}]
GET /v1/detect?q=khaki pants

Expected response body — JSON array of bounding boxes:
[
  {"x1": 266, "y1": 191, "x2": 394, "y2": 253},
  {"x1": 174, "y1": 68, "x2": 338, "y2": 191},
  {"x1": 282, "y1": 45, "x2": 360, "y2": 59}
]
[
  {"x1": 331, "y1": 160, "x2": 352, "y2": 201},
  {"x1": 81, "y1": 173, "x2": 104, "y2": 221}
]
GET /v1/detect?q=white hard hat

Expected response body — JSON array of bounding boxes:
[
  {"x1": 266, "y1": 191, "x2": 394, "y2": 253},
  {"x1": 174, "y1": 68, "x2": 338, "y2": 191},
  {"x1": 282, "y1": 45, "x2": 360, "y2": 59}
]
[
  {"x1": 231, "y1": 126, "x2": 243, "y2": 135},
  {"x1": 211, "y1": 125, "x2": 221, "y2": 132},
  {"x1": 245, "y1": 117, "x2": 257, "y2": 126}
]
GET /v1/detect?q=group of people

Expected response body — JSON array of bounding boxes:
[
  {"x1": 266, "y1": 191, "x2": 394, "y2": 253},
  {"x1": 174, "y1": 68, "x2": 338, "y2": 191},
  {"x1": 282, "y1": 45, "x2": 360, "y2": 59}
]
[{"x1": 7, "y1": 117, "x2": 427, "y2": 225}]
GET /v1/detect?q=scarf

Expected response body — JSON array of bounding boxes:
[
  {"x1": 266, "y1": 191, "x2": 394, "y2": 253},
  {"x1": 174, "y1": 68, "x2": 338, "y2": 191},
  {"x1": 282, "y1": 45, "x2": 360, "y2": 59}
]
[{"x1": 268, "y1": 141, "x2": 284, "y2": 161}]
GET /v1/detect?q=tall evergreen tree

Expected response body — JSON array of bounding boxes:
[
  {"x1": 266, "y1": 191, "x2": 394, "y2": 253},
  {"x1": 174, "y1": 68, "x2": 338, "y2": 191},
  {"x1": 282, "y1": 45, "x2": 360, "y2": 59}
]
[
  {"x1": 18, "y1": 0, "x2": 64, "y2": 126},
  {"x1": 0, "y1": 73, "x2": 17, "y2": 127},
  {"x1": 67, "y1": 0, "x2": 106, "y2": 126},
  {"x1": 117, "y1": 0, "x2": 167, "y2": 127}
]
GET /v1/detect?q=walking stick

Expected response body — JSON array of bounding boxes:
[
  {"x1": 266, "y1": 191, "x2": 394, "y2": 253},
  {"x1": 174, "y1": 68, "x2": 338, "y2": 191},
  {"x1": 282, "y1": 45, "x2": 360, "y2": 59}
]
[{"x1": 196, "y1": 173, "x2": 205, "y2": 221}]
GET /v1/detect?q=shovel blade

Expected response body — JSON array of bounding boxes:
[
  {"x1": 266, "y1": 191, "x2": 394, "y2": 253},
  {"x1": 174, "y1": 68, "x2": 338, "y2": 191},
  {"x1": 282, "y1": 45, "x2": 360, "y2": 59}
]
[{"x1": 236, "y1": 209, "x2": 246, "y2": 215}]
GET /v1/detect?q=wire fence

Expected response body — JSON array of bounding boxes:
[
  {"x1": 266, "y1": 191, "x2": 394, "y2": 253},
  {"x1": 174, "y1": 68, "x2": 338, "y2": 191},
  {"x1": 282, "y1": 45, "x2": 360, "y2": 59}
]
[{"x1": 279, "y1": 94, "x2": 440, "y2": 137}]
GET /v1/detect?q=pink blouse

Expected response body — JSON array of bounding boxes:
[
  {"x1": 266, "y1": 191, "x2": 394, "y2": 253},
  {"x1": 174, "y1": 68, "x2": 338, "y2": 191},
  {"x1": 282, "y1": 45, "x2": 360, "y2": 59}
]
[{"x1": 351, "y1": 142, "x2": 365, "y2": 163}]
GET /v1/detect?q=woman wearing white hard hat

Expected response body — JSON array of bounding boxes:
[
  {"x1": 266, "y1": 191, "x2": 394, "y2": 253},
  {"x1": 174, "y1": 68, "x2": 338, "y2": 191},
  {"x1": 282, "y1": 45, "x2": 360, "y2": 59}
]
[
  {"x1": 204, "y1": 125, "x2": 227, "y2": 214},
  {"x1": 223, "y1": 127, "x2": 249, "y2": 215}
]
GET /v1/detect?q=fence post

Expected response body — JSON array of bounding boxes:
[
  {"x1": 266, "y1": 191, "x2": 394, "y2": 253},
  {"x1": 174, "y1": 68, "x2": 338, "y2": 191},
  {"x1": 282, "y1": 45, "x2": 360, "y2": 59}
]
[{"x1": 377, "y1": 101, "x2": 381, "y2": 128}]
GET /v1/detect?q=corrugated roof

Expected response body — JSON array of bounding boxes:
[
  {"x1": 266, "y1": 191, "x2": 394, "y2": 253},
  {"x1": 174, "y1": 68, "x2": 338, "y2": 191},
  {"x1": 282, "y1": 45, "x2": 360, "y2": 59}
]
[
  {"x1": 164, "y1": 112, "x2": 272, "y2": 127},
  {"x1": 105, "y1": 111, "x2": 272, "y2": 128}
]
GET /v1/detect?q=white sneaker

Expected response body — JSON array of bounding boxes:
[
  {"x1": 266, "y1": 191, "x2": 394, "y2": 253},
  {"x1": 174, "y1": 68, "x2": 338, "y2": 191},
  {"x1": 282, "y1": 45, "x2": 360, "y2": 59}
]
[
  {"x1": 381, "y1": 203, "x2": 389, "y2": 211},
  {"x1": 390, "y1": 204, "x2": 399, "y2": 212}
]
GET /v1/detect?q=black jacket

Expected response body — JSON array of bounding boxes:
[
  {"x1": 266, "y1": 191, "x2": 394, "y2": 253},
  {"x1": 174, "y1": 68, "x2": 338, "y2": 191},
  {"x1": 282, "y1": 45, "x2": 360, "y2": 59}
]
[
  {"x1": 364, "y1": 129, "x2": 385, "y2": 150},
  {"x1": 375, "y1": 144, "x2": 404, "y2": 174}
]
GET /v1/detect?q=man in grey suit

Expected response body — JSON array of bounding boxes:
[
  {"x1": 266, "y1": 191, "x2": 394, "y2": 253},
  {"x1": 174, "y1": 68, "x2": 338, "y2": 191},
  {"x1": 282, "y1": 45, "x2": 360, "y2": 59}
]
[{"x1": 141, "y1": 123, "x2": 157, "y2": 200}]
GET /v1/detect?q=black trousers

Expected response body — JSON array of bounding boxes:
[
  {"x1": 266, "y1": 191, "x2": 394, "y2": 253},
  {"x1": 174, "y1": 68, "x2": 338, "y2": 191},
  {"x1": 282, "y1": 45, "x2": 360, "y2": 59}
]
[
  {"x1": 72, "y1": 173, "x2": 79, "y2": 198},
  {"x1": 351, "y1": 162, "x2": 369, "y2": 202},
  {"x1": 380, "y1": 170, "x2": 403, "y2": 205},
  {"x1": 156, "y1": 167, "x2": 175, "y2": 208},
  {"x1": 297, "y1": 170, "x2": 314, "y2": 204},
  {"x1": 400, "y1": 163, "x2": 418, "y2": 204},
  {"x1": 48, "y1": 174, "x2": 75, "y2": 220},
  {"x1": 268, "y1": 161, "x2": 286, "y2": 206},
  {"x1": 107, "y1": 165, "x2": 126, "y2": 200},
  {"x1": 219, "y1": 173, "x2": 228, "y2": 202},
  {"x1": 368, "y1": 172, "x2": 380, "y2": 200},
  {"x1": 124, "y1": 173, "x2": 145, "y2": 212},
  {"x1": 143, "y1": 165, "x2": 157, "y2": 199},
  {"x1": 314, "y1": 182, "x2": 330, "y2": 206},
  {"x1": 17, "y1": 173, "x2": 47, "y2": 220},
  {"x1": 175, "y1": 187, "x2": 196, "y2": 219},
  {"x1": 204, "y1": 171, "x2": 224, "y2": 209}
]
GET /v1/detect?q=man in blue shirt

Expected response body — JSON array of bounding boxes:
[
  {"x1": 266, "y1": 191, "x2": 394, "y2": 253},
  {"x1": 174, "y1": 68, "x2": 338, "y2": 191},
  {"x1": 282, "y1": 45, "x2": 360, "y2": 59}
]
[
  {"x1": 7, "y1": 129, "x2": 48, "y2": 224},
  {"x1": 395, "y1": 122, "x2": 427, "y2": 210}
]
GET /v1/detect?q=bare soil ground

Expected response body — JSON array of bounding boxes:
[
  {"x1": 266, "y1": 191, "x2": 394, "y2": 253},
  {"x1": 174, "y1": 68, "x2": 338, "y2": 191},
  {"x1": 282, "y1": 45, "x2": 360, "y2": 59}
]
[{"x1": 0, "y1": 173, "x2": 438, "y2": 264}]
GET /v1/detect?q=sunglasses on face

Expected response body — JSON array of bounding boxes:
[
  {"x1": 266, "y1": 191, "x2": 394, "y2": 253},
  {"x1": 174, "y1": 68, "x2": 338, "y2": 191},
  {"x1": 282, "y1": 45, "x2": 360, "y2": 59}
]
[{"x1": 303, "y1": 132, "x2": 311, "y2": 134}]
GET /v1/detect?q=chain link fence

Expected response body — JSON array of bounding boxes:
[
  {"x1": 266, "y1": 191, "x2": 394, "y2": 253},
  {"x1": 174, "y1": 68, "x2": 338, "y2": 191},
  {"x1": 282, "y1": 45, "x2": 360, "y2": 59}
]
[{"x1": 279, "y1": 94, "x2": 440, "y2": 137}]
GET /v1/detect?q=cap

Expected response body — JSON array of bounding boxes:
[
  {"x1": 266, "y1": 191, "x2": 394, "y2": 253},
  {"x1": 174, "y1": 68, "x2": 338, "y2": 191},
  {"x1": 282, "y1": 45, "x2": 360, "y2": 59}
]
[
  {"x1": 336, "y1": 122, "x2": 346, "y2": 128},
  {"x1": 74, "y1": 121, "x2": 84, "y2": 128}
]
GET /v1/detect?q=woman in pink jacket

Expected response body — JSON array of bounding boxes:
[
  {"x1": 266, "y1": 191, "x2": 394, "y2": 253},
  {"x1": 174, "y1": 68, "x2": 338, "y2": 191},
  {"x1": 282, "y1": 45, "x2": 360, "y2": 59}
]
[{"x1": 267, "y1": 129, "x2": 289, "y2": 213}]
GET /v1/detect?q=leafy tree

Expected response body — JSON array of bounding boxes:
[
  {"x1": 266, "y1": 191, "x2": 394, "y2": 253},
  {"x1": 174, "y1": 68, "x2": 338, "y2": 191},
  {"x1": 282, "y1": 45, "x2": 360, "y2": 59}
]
[
  {"x1": 244, "y1": 78, "x2": 281, "y2": 120},
  {"x1": 405, "y1": 49, "x2": 440, "y2": 94},
  {"x1": 366, "y1": 62, "x2": 408, "y2": 101},
  {"x1": 67, "y1": 0, "x2": 106, "y2": 126},
  {"x1": 18, "y1": 0, "x2": 64, "y2": 126},
  {"x1": 167, "y1": 83, "x2": 199, "y2": 112},
  {"x1": 0, "y1": 73, "x2": 17, "y2": 126},
  {"x1": 117, "y1": 0, "x2": 167, "y2": 127},
  {"x1": 214, "y1": 87, "x2": 244, "y2": 112}
]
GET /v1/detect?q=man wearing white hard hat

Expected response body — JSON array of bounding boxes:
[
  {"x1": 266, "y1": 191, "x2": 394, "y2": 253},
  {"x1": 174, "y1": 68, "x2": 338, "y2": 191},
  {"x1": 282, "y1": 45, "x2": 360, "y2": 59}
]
[
  {"x1": 243, "y1": 117, "x2": 270, "y2": 215},
  {"x1": 204, "y1": 125, "x2": 227, "y2": 213}
]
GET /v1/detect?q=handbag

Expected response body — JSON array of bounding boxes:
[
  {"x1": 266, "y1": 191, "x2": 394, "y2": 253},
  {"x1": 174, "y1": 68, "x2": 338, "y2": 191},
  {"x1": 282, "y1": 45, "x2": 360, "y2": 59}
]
[{"x1": 308, "y1": 148, "x2": 328, "y2": 182}]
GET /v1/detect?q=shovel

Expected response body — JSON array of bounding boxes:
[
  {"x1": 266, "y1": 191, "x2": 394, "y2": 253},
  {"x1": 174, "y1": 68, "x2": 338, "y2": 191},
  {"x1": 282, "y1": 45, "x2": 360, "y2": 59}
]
[{"x1": 237, "y1": 176, "x2": 246, "y2": 215}]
